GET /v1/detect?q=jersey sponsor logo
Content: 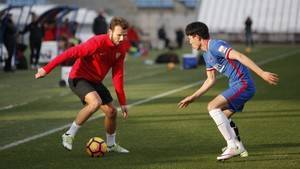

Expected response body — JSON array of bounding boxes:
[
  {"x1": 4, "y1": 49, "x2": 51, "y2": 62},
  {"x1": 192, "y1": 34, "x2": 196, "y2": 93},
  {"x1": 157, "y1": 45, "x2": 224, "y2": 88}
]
[
  {"x1": 213, "y1": 63, "x2": 225, "y2": 73},
  {"x1": 218, "y1": 45, "x2": 227, "y2": 54}
]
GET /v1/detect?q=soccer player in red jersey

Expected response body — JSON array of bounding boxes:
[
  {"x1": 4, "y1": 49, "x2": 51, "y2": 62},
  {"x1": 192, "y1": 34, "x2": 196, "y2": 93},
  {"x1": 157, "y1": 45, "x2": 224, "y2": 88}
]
[{"x1": 35, "y1": 17, "x2": 130, "y2": 153}]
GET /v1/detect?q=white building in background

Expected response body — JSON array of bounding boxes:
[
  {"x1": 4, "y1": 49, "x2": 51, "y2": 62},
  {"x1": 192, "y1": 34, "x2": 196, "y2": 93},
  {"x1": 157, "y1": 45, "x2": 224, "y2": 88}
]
[{"x1": 197, "y1": 0, "x2": 300, "y2": 42}]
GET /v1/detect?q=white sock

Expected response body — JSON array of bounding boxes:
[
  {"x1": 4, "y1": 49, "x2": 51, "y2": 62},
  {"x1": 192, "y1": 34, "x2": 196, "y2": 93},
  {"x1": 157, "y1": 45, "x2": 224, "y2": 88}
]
[
  {"x1": 209, "y1": 109, "x2": 237, "y2": 148},
  {"x1": 106, "y1": 132, "x2": 116, "y2": 147},
  {"x1": 66, "y1": 121, "x2": 81, "y2": 137}
]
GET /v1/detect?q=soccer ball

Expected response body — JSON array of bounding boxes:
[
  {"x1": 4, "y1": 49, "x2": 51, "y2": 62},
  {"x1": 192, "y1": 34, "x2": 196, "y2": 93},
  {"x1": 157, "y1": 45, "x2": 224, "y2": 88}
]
[
  {"x1": 86, "y1": 137, "x2": 107, "y2": 157},
  {"x1": 167, "y1": 62, "x2": 176, "y2": 70}
]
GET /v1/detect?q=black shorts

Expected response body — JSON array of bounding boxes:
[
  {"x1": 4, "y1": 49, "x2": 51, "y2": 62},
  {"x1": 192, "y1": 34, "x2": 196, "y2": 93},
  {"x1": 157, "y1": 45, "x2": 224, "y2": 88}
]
[{"x1": 68, "y1": 78, "x2": 113, "y2": 105}]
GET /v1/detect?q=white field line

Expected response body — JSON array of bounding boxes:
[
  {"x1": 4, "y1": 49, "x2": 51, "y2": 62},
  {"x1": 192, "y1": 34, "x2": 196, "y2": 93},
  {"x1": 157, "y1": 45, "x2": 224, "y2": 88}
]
[
  {"x1": 0, "y1": 50, "x2": 298, "y2": 151},
  {"x1": 0, "y1": 69, "x2": 166, "y2": 111},
  {"x1": 0, "y1": 92, "x2": 69, "y2": 111}
]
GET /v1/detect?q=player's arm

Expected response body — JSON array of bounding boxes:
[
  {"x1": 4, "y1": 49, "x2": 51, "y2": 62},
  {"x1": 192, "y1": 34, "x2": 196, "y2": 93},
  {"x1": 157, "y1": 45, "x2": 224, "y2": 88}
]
[
  {"x1": 35, "y1": 67, "x2": 47, "y2": 79},
  {"x1": 178, "y1": 69, "x2": 216, "y2": 108},
  {"x1": 228, "y1": 50, "x2": 279, "y2": 85},
  {"x1": 35, "y1": 37, "x2": 100, "y2": 79},
  {"x1": 112, "y1": 55, "x2": 128, "y2": 119}
]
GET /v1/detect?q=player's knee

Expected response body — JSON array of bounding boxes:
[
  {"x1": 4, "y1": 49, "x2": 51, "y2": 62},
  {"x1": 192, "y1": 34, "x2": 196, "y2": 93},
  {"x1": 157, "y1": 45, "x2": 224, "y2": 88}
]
[
  {"x1": 207, "y1": 102, "x2": 216, "y2": 112},
  {"x1": 88, "y1": 101, "x2": 101, "y2": 112},
  {"x1": 105, "y1": 107, "x2": 117, "y2": 119}
]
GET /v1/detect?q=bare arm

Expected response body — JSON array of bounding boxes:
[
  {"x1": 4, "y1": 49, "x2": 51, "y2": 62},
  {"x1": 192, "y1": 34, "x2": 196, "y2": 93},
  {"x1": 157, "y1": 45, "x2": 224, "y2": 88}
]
[
  {"x1": 229, "y1": 50, "x2": 279, "y2": 85},
  {"x1": 178, "y1": 70, "x2": 217, "y2": 108}
]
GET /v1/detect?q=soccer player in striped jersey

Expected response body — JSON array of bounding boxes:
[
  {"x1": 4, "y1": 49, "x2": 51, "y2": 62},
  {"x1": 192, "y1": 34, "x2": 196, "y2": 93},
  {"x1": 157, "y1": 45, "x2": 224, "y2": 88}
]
[{"x1": 178, "y1": 22, "x2": 279, "y2": 161}]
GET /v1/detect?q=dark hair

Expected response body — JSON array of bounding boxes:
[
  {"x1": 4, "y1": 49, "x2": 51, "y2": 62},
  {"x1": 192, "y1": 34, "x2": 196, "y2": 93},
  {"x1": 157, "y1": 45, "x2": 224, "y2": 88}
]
[
  {"x1": 185, "y1": 22, "x2": 210, "y2": 39},
  {"x1": 109, "y1": 16, "x2": 129, "y2": 30}
]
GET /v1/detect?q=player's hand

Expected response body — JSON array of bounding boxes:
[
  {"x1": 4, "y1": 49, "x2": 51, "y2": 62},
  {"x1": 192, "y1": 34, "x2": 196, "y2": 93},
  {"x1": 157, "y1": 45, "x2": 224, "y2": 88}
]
[
  {"x1": 35, "y1": 68, "x2": 47, "y2": 79},
  {"x1": 178, "y1": 95, "x2": 195, "y2": 109},
  {"x1": 262, "y1": 71, "x2": 279, "y2": 85},
  {"x1": 120, "y1": 105, "x2": 128, "y2": 119}
]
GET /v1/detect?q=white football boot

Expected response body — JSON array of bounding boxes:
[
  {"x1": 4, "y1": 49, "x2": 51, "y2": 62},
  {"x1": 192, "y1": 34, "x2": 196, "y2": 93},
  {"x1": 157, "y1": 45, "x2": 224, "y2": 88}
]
[
  {"x1": 217, "y1": 146, "x2": 241, "y2": 161},
  {"x1": 62, "y1": 133, "x2": 74, "y2": 151},
  {"x1": 107, "y1": 143, "x2": 129, "y2": 153},
  {"x1": 221, "y1": 141, "x2": 248, "y2": 157}
]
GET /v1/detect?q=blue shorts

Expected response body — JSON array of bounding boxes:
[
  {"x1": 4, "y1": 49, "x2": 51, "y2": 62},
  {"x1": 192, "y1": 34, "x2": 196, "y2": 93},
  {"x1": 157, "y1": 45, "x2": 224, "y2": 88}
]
[{"x1": 221, "y1": 80, "x2": 256, "y2": 112}]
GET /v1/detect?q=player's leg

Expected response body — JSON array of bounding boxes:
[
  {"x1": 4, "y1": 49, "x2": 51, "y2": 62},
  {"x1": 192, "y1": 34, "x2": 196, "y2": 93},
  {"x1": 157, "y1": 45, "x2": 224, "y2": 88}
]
[
  {"x1": 207, "y1": 95, "x2": 238, "y2": 151},
  {"x1": 223, "y1": 109, "x2": 240, "y2": 141},
  {"x1": 62, "y1": 79, "x2": 102, "y2": 150},
  {"x1": 29, "y1": 41, "x2": 35, "y2": 68},
  {"x1": 100, "y1": 103, "x2": 129, "y2": 153},
  {"x1": 100, "y1": 102, "x2": 117, "y2": 143},
  {"x1": 96, "y1": 83, "x2": 129, "y2": 153},
  {"x1": 75, "y1": 91, "x2": 102, "y2": 125},
  {"x1": 216, "y1": 82, "x2": 255, "y2": 160},
  {"x1": 207, "y1": 95, "x2": 246, "y2": 160},
  {"x1": 62, "y1": 91, "x2": 102, "y2": 150},
  {"x1": 222, "y1": 109, "x2": 248, "y2": 157}
]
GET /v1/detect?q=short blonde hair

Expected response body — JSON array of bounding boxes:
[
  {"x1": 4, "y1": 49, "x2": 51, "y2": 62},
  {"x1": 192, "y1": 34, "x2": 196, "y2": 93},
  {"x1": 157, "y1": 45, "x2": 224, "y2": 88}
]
[{"x1": 109, "y1": 16, "x2": 129, "y2": 30}]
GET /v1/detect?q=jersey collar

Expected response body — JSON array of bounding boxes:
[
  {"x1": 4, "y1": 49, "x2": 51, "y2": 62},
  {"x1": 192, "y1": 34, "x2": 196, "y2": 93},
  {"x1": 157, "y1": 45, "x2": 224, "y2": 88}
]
[{"x1": 207, "y1": 39, "x2": 211, "y2": 51}]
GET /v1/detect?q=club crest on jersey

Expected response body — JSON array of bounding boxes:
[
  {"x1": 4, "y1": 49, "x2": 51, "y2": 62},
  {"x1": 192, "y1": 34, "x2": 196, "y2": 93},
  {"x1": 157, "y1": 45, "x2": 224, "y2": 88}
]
[
  {"x1": 213, "y1": 64, "x2": 225, "y2": 73},
  {"x1": 218, "y1": 45, "x2": 227, "y2": 54},
  {"x1": 116, "y1": 52, "x2": 121, "y2": 59}
]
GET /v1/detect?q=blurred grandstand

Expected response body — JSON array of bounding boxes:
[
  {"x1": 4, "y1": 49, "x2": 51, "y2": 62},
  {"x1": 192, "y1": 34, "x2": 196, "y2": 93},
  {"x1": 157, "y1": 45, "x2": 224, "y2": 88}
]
[{"x1": 198, "y1": 0, "x2": 300, "y2": 43}]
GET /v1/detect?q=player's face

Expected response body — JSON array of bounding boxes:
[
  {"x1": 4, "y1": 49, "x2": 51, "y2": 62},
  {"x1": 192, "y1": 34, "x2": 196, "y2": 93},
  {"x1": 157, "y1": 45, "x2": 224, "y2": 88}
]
[
  {"x1": 109, "y1": 25, "x2": 128, "y2": 45},
  {"x1": 187, "y1": 35, "x2": 201, "y2": 50}
]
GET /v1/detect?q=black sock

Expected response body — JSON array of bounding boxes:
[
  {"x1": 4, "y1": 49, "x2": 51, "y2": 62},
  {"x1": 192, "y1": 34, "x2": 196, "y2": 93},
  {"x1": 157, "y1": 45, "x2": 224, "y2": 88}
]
[{"x1": 230, "y1": 120, "x2": 241, "y2": 141}]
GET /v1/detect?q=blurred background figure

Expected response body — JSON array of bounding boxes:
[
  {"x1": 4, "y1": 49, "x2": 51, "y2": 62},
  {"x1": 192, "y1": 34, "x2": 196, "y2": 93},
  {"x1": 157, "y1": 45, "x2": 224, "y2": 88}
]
[
  {"x1": 57, "y1": 18, "x2": 72, "y2": 40},
  {"x1": 127, "y1": 25, "x2": 140, "y2": 57},
  {"x1": 127, "y1": 25, "x2": 140, "y2": 49},
  {"x1": 245, "y1": 16, "x2": 253, "y2": 52},
  {"x1": 20, "y1": 12, "x2": 44, "y2": 69},
  {"x1": 57, "y1": 18, "x2": 73, "y2": 53},
  {"x1": 175, "y1": 28, "x2": 184, "y2": 49},
  {"x1": 1, "y1": 13, "x2": 17, "y2": 72},
  {"x1": 43, "y1": 19, "x2": 56, "y2": 41},
  {"x1": 92, "y1": 10, "x2": 108, "y2": 35},
  {"x1": 157, "y1": 25, "x2": 169, "y2": 49}
]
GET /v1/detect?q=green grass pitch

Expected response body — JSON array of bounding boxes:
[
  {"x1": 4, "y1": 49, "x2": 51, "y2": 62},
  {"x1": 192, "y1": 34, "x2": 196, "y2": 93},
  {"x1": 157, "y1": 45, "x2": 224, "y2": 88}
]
[{"x1": 0, "y1": 44, "x2": 300, "y2": 169}]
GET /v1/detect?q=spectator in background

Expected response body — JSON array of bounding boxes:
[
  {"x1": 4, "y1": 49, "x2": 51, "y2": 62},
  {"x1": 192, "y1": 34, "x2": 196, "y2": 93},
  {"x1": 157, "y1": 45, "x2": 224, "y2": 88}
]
[
  {"x1": 2, "y1": 13, "x2": 17, "y2": 72},
  {"x1": 175, "y1": 28, "x2": 184, "y2": 49},
  {"x1": 92, "y1": 10, "x2": 108, "y2": 35},
  {"x1": 43, "y1": 19, "x2": 56, "y2": 41},
  {"x1": 20, "y1": 12, "x2": 44, "y2": 69},
  {"x1": 57, "y1": 19, "x2": 73, "y2": 53},
  {"x1": 127, "y1": 25, "x2": 140, "y2": 49},
  {"x1": 69, "y1": 21, "x2": 78, "y2": 36},
  {"x1": 58, "y1": 18, "x2": 72, "y2": 40},
  {"x1": 158, "y1": 25, "x2": 169, "y2": 49},
  {"x1": 245, "y1": 16, "x2": 254, "y2": 51}
]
